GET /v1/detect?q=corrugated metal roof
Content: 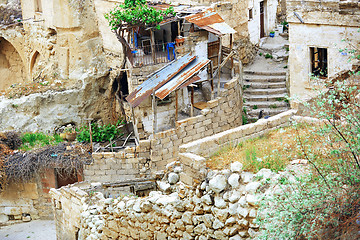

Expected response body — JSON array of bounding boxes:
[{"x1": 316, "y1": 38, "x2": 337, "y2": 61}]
[
  {"x1": 179, "y1": 76, "x2": 200, "y2": 89},
  {"x1": 185, "y1": 8, "x2": 236, "y2": 36},
  {"x1": 155, "y1": 58, "x2": 211, "y2": 100},
  {"x1": 126, "y1": 53, "x2": 196, "y2": 107}
]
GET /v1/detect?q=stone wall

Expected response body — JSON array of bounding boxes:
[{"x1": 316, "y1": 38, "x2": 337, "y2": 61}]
[
  {"x1": 83, "y1": 75, "x2": 243, "y2": 183},
  {"x1": 150, "y1": 76, "x2": 243, "y2": 171},
  {"x1": 84, "y1": 143, "x2": 152, "y2": 183},
  {"x1": 0, "y1": 168, "x2": 56, "y2": 224},
  {"x1": 50, "y1": 184, "x2": 86, "y2": 240},
  {"x1": 178, "y1": 110, "x2": 296, "y2": 185},
  {"x1": 51, "y1": 159, "x2": 302, "y2": 240}
]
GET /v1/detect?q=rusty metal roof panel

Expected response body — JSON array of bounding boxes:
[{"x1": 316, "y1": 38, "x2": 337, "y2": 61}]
[
  {"x1": 185, "y1": 8, "x2": 223, "y2": 27},
  {"x1": 155, "y1": 58, "x2": 211, "y2": 100},
  {"x1": 179, "y1": 76, "x2": 201, "y2": 89},
  {"x1": 185, "y1": 8, "x2": 236, "y2": 36},
  {"x1": 126, "y1": 53, "x2": 196, "y2": 107},
  {"x1": 209, "y1": 22, "x2": 236, "y2": 35}
]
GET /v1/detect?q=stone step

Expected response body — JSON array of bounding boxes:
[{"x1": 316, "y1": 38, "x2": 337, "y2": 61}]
[
  {"x1": 244, "y1": 94, "x2": 288, "y2": 102},
  {"x1": 244, "y1": 82, "x2": 286, "y2": 89},
  {"x1": 244, "y1": 75, "x2": 286, "y2": 83},
  {"x1": 243, "y1": 70, "x2": 287, "y2": 76},
  {"x1": 244, "y1": 88, "x2": 287, "y2": 95},
  {"x1": 246, "y1": 107, "x2": 290, "y2": 119},
  {"x1": 244, "y1": 101, "x2": 289, "y2": 109}
]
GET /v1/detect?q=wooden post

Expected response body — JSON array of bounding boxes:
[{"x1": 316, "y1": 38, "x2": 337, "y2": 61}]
[
  {"x1": 177, "y1": 20, "x2": 181, "y2": 36},
  {"x1": 131, "y1": 106, "x2": 139, "y2": 145},
  {"x1": 190, "y1": 86, "x2": 194, "y2": 117},
  {"x1": 83, "y1": 118, "x2": 94, "y2": 153},
  {"x1": 152, "y1": 90, "x2": 157, "y2": 135},
  {"x1": 230, "y1": 33, "x2": 234, "y2": 78},
  {"x1": 175, "y1": 90, "x2": 179, "y2": 122},
  {"x1": 210, "y1": 61, "x2": 214, "y2": 100},
  {"x1": 150, "y1": 29, "x2": 156, "y2": 64},
  {"x1": 217, "y1": 37, "x2": 222, "y2": 97}
]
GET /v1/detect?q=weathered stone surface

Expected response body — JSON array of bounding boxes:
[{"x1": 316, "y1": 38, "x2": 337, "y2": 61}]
[
  {"x1": 209, "y1": 175, "x2": 227, "y2": 193},
  {"x1": 228, "y1": 173, "x2": 240, "y2": 188},
  {"x1": 212, "y1": 218, "x2": 225, "y2": 230},
  {"x1": 0, "y1": 214, "x2": 9, "y2": 223},
  {"x1": 246, "y1": 194, "x2": 259, "y2": 206},
  {"x1": 214, "y1": 196, "x2": 227, "y2": 209},
  {"x1": 168, "y1": 173, "x2": 180, "y2": 185},
  {"x1": 237, "y1": 207, "x2": 249, "y2": 218},
  {"x1": 229, "y1": 190, "x2": 241, "y2": 203},
  {"x1": 230, "y1": 162, "x2": 243, "y2": 173},
  {"x1": 181, "y1": 212, "x2": 193, "y2": 225},
  {"x1": 194, "y1": 223, "x2": 207, "y2": 235},
  {"x1": 245, "y1": 182, "x2": 261, "y2": 193}
]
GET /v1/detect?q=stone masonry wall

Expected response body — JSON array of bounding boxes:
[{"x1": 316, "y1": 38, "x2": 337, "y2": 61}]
[
  {"x1": 83, "y1": 75, "x2": 243, "y2": 183},
  {"x1": 0, "y1": 168, "x2": 56, "y2": 224},
  {"x1": 51, "y1": 160, "x2": 301, "y2": 240},
  {"x1": 150, "y1": 76, "x2": 243, "y2": 171},
  {"x1": 84, "y1": 143, "x2": 152, "y2": 183},
  {"x1": 178, "y1": 110, "x2": 296, "y2": 186}
]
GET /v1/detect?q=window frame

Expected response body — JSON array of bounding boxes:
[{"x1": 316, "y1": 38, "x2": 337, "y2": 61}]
[{"x1": 310, "y1": 47, "x2": 328, "y2": 78}]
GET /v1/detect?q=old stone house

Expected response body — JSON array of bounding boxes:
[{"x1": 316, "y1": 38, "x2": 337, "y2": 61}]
[{"x1": 287, "y1": 0, "x2": 360, "y2": 106}]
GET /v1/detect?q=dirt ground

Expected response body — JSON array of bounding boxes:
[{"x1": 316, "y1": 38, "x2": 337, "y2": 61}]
[{"x1": 0, "y1": 220, "x2": 56, "y2": 240}]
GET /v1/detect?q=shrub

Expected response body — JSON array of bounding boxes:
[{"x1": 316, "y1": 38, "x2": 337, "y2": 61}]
[
  {"x1": 257, "y1": 80, "x2": 360, "y2": 239},
  {"x1": 20, "y1": 132, "x2": 63, "y2": 151},
  {"x1": 77, "y1": 120, "x2": 125, "y2": 143},
  {"x1": 264, "y1": 53, "x2": 273, "y2": 59}
]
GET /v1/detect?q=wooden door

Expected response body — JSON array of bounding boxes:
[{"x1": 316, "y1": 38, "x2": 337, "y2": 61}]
[
  {"x1": 260, "y1": 1, "x2": 265, "y2": 38},
  {"x1": 208, "y1": 40, "x2": 220, "y2": 67}
]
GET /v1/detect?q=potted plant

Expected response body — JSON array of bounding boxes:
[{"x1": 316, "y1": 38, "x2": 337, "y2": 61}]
[
  {"x1": 269, "y1": 31, "x2": 275, "y2": 38},
  {"x1": 64, "y1": 125, "x2": 77, "y2": 141}
]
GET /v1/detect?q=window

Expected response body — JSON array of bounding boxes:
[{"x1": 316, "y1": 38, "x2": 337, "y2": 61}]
[
  {"x1": 249, "y1": 9, "x2": 253, "y2": 20},
  {"x1": 34, "y1": 0, "x2": 42, "y2": 13},
  {"x1": 310, "y1": 47, "x2": 328, "y2": 78}
]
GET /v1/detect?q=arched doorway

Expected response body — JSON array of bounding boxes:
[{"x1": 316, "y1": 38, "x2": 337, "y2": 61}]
[
  {"x1": 0, "y1": 37, "x2": 26, "y2": 91},
  {"x1": 30, "y1": 51, "x2": 43, "y2": 80}
]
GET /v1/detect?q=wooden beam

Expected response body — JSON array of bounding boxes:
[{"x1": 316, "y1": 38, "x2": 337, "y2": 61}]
[
  {"x1": 190, "y1": 86, "x2": 194, "y2": 117},
  {"x1": 230, "y1": 33, "x2": 234, "y2": 78},
  {"x1": 210, "y1": 61, "x2": 214, "y2": 100},
  {"x1": 175, "y1": 90, "x2": 179, "y2": 122},
  {"x1": 150, "y1": 29, "x2": 156, "y2": 64},
  {"x1": 131, "y1": 106, "x2": 139, "y2": 145},
  {"x1": 152, "y1": 90, "x2": 157, "y2": 135},
  {"x1": 217, "y1": 37, "x2": 222, "y2": 97},
  {"x1": 177, "y1": 21, "x2": 181, "y2": 36}
]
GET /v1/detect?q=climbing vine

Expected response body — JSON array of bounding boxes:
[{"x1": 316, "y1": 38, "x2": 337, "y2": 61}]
[{"x1": 105, "y1": 0, "x2": 175, "y2": 31}]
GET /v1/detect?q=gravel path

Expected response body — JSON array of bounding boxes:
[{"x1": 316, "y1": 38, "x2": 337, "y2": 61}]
[{"x1": 0, "y1": 220, "x2": 56, "y2": 240}]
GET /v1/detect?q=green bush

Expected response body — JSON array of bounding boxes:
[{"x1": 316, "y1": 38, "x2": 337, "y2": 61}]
[
  {"x1": 264, "y1": 53, "x2": 273, "y2": 59},
  {"x1": 21, "y1": 132, "x2": 63, "y2": 151},
  {"x1": 77, "y1": 120, "x2": 125, "y2": 143},
  {"x1": 257, "y1": 80, "x2": 360, "y2": 239}
]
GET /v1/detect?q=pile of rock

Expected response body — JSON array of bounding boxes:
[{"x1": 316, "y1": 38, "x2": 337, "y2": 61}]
[{"x1": 78, "y1": 161, "x2": 300, "y2": 240}]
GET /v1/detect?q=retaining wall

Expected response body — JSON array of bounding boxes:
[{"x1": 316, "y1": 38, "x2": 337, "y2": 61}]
[{"x1": 178, "y1": 110, "x2": 297, "y2": 185}]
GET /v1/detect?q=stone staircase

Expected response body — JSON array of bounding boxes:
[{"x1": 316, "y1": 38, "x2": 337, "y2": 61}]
[{"x1": 243, "y1": 70, "x2": 289, "y2": 122}]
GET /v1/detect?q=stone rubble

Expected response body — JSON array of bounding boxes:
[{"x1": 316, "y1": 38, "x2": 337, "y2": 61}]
[{"x1": 73, "y1": 161, "x2": 306, "y2": 240}]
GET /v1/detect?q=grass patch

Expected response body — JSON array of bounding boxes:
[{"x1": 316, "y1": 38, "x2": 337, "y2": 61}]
[
  {"x1": 20, "y1": 132, "x2": 63, "y2": 151},
  {"x1": 265, "y1": 53, "x2": 273, "y2": 59},
  {"x1": 208, "y1": 124, "x2": 315, "y2": 173}
]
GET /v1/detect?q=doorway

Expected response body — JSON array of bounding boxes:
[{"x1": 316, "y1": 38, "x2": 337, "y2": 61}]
[
  {"x1": 55, "y1": 168, "x2": 79, "y2": 188},
  {"x1": 260, "y1": 1, "x2": 265, "y2": 38}
]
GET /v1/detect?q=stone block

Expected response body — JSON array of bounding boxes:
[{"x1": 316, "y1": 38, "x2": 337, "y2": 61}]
[
  {"x1": 92, "y1": 153, "x2": 103, "y2": 160},
  {"x1": 103, "y1": 152, "x2": 115, "y2": 158},
  {"x1": 115, "y1": 151, "x2": 126, "y2": 159},
  {"x1": 207, "y1": 98, "x2": 219, "y2": 108}
]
